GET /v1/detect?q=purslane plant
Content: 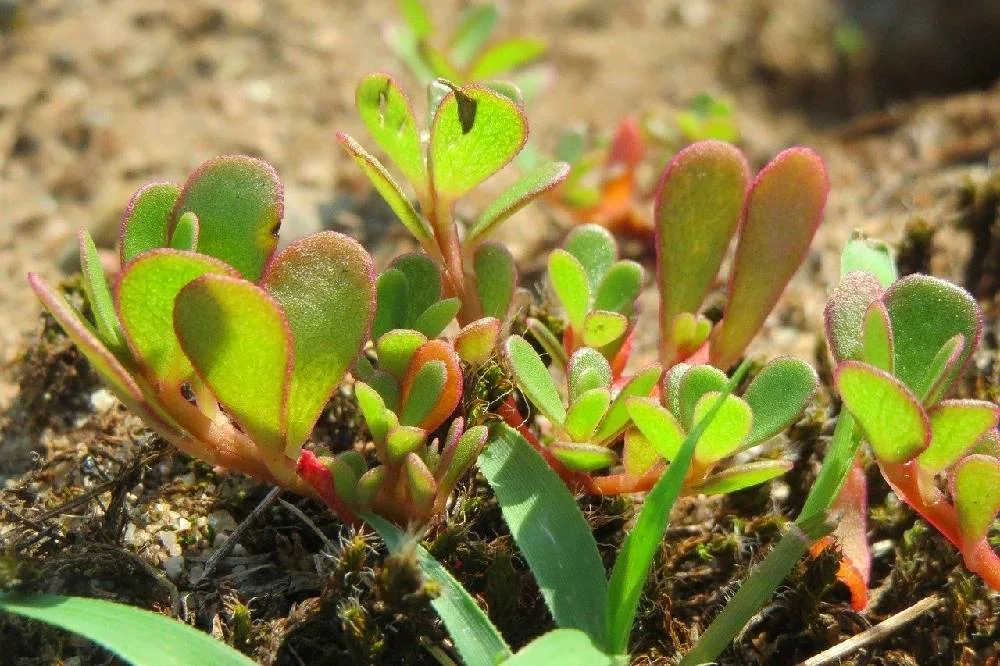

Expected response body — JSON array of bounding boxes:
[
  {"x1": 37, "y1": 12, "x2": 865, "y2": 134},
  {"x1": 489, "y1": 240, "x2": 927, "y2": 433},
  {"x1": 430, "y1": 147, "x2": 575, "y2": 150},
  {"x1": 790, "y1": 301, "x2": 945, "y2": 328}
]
[
  {"x1": 29, "y1": 156, "x2": 376, "y2": 499},
  {"x1": 337, "y1": 73, "x2": 568, "y2": 323}
]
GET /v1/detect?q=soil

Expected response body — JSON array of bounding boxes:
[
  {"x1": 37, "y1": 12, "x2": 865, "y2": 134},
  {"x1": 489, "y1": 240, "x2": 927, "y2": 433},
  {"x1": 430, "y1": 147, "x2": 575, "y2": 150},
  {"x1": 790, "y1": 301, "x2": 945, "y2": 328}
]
[{"x1": 1, "y1": 1, "x2": 999, "y2": 664}]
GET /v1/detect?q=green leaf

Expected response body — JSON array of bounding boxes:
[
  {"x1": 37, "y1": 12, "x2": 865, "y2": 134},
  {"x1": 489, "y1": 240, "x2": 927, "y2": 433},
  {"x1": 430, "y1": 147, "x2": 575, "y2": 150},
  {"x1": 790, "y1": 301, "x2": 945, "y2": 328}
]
[
  {"x1": 594, "y1": 260, "x2": 643, "y2": 315},
  {"x1": 429, "y1": 84, "x2": 527, "y2": 198},
  {"x1": 506, "y1": 335, "x2": 566, "y2": 424},
  {"x1": 694, "y1": 460, "x2": 793, "y2": 495},
  {"x1": 356, "y1": 467, "x2": 389, "y2": 505},
  {"x1": 263, "y1": 231, "x2": 376, "y2": 453},
  {"x1": 824, "y1": 270, "x2": 886, "y2": 362},
  {"x1": 400, "y1": 359, "x2": 447, "y2": 426},
  {"x1": 174, "y1": 274, "x2": 291, "y2": 452},
  {"x1": 0, "y1": 593, "x2": 256, "y2": 666},
  {"x1": 626, "y1": 397, "x2": 685, "y2": 462},
  {"x1": 607, "y1": 360, "x2": 751, "y2": 653},
  {"x1": 169, "y1": 211, "x2": 199, "y2": 251},
  {"x1": 548, "y1": 249, "x2": 591, "y2": 331},
  {"x1": 413, "y1": 297, "x2": 461, "y2": 338},
  {"x1": 623, "y1": 429, "x2": 660, "y2": 476},
  {"x1": 919, "y1": 400, "x2": 999, "y2": 473},
  {"x1": 564, "y1": 224, "x2": 616, "y2": 294},
  {"x1": 742, "y1": 356, "x2": 817, "y2": 446},
  {"x1": 883, "y1": 274, "x2": 981, "y2": 400},
  {"x1": 385, "y1": 23, "x2": 437, "y2": 84},
  {"x1": 952, "y1": 454, "x2": 1000, "y2": 543},
  {"x1": 920, "y1": 334, "x2": 966, "y2": 406},
  {"x1": 455, "y1": 317, "x2": 501, "y2": 366},
  {"x1": 667, "y1": 312, "x2": 713, "y2": 361},
  {"x1": 355, "y1": 73, "x2": 426, "y2": 185},
  {"x1": 78, "y1": 230, "x2": 124, "y2": 354},
  {"x1": 691, "y1": 392, "x2": 753, "y2": 464},
  {"x1": 525, "y1": 317, "x2": 569, "y2": 369},
  {"x1": 367, "y1": 514, "x2": 512, "y2": 666},
  {"x1": 372, "y1": 268, "x2": 409, "y2": 340},
  {"x1": 582, "y1": 310, "x2": 628, "y2": 348},
  {"x1": 171, "y1": 155, "x2": 282, "y2": 281},
  {"x1": 470, "y1": 38, "x2": 547, "y2": 80},
  {"x1": 118, "y1": 182, "x2": 179, "y2": 264},
  {"x1": 503, "y1": 629, "x2": 617, "y2": 666},
  {"x1": 439, "y1": 423, "x2": 489, "y2": 489},
  {"x1": 355, "y1": 382, "x2": 392, "y2": 444},
  {"x1": 393, "y1": 252, "x2": 444, "y2": 324},
  {"x1": 835, "y1": 361, "x2": 930, "y2": 463},
  {"x1": 677, "y1": 365, "x2": 728, "y2": 428},
  {"x1": 656, "y1": 141, "x2": 748, "y2": 366},
  {"x1": 336, "y1": 133, "x2": 432, "y2": 244},
  {"x1": 550, "y1": 441, "x2": 617, "y2": 471},
  {"x1": 479, "y1": 425, "x2": 609, "y2": 645},
  {"x1": 327, "y1": 452, "x2": 365, "y2": 506},
  {"x1": 563, "y1": 388, "x2": 612, "y2": 442},
  {"x1": 117, "y1": 250, "x2": 237, "y2": 384},
  {"x1": 386, "y1": 425, "x2": 427, "y2": 461},
  {"x1": 567, "y1": 347, "x2": 612, "y2": 401},
  {"x1": 377, "y1": 329, "x2": 427, "y2": 380},
  {"x1": 840, "y1": 235, "x2": 897, "y2": 286},
  {"x1": 397, "y1": 0, "x2": 432, "y2": 39},
  {"x1": 404, "y1": 451, "x2": 437, "y2": 512},
  {"x1": 449, "y1": 4, "x2": 499, "y2": 67},
  {"x1": 593, "y1": 364, "x2": 662, "y2": 444},
  {"x1": 473, "y1": 242, "x2": 516, "y2": 319},
  {"x1": 711, "y1": 147, "x2": 828, "y2": 369},
  {"x1": 468, "y1": 161, "x2": 569, "y2": 243},
  {"x1": 861, "y1": 301, "x2": 894, "y2": 372}
]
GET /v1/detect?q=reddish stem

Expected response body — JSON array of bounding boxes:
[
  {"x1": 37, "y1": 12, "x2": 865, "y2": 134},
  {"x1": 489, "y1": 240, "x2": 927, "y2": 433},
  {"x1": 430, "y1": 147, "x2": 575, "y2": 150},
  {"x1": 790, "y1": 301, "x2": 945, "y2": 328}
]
[{"x1": 879, "y1": 459, "x2": 962, "y2": 548}]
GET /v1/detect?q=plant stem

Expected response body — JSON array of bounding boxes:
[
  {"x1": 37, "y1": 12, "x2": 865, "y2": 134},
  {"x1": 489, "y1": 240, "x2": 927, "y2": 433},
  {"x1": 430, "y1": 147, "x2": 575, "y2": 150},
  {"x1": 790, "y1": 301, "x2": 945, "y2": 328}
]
[{"x1": 680, "y1": 412, "x2": 861, "y2": 664}]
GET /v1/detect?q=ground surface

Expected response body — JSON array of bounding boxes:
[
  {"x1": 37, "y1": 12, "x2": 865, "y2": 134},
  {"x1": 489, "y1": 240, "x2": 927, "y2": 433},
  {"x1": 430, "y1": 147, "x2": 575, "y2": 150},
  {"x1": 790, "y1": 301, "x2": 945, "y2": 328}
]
[{"x1": 1, "y1": 0, "x2": 999, "y2": 664}]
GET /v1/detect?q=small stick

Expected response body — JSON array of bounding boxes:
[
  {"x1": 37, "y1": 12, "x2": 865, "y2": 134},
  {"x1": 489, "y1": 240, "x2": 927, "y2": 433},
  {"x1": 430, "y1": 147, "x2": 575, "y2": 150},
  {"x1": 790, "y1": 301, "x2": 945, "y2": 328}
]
[
  {"x1": 193, "y1": 486, "x2": 282, "y2": 586},
  {"x1": 799, "y1": 594, "x2": 943, "y2": 666}
]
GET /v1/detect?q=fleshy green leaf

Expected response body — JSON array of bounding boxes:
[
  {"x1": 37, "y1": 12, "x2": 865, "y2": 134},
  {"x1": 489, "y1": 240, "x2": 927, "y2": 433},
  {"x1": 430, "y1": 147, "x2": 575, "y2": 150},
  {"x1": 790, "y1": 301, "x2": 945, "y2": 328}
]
[
  {"x1": 567, "y1": 347, "x2": 612, "y2": 401},
  {"x1": 919, "y1": 400, "x2": 999, "y2": 473},
  {"x1": 505, "y1": 335, "x2": 566, "y2": 424},
  {"x1": 473, "y1": 242, "x2": 516, "y2": 319},
  {"x1": 0, "y1": 593, "x2": 256, "y2": 666},
  {"x1": 594, "y1": 260, "x2": 643, "y2": 315},
  {"x1": 326, "y1": 452, "x2": 365, "y2": 506},
  {"x1": 454, "y1": 317, "x2": 501, "y2": 366},
  {"x1": 118, "y1": 182, "x2": 180, "y2": 264},
  {"x1": 174, "y1": 275, "x2": 292, "y2": 451},
  {"x1": 468, "y1": 161, "x2": 569, "y2": 243},
  {"x1": 404, "y1": 451, "x2": 437, "y2": 513},
  {"x1": 169, "y1": 211, "x2": 199, "y2": 251},
  {"x1": 550, "y1": 441, "x2": 617, "y2": 471},
  {"x1": 470, "y1": 38, "x2": 547, "y2": 80},
  {"x1": 400, "y1": 340, "x2": 463, "y2": 432},
  {"x1": 439, "y1": 424, "x2": 489, "y2": 489},
  {"x1": 355, "y1": 73, "x2": 426, "y2": 185},
  {"x1": 525, "y1": 317, "x2": 568, "y2": 369},
  {"x1": 662, "y1": 362, "x2": 689, "y2": 416},
  {"x1": 336, "y1": 133, "x2": 432, "y2": 243},
  {"x1": 582, "y1": 310, "x2": 628, "y2": 348},
  {"x1": 691, "y1": 392, "x2": 753, "y2": 464},
  {"x1": 920, "y1": 334, "x2": 966, "y2": 406},
  {"x1": 397, "y1": 0, "x2": 432, "y2": 39},
  {"x1": 117, "y1": 250, "x2": 237, "y2": 384},
  {"x1": 563, "y1": 388, "x2": 612, "y2": 442},
  {"x1": 861, "y1": 300, "x2": 894, "y2": 372},
  {"x1": 564, "y1": 224, "x2": 617, "y2": 294},
  {"x1": 883, "y1": 275, "x2": 981, "y2": 400},
  {"x1": 592, "y1": 364, "x2": 662, "y2": 444},
  {"x1": 429, "y1": 84, "x2": 527, "y2": 199},
  {"x1": 399, "y1": 359, "x2": 447, "y2": 426},
  {"x1": 449, "y1": 4, "x2": 499, "y2": 67},
  {"x1": 372, "y1": 268, "x2": 409, "y2": 340},
  {"x1": 668, "y1": 312, "x2": 713, "y2": 361},
  {"x1": 694, "y1": 460, "x2": 793, "y2": 495},
  {"x1": 677, "y1": 365, "x2": 728, "y2": 428},
  {"x1": 386, "y1": 425, "x2": 427, "y2": 461},
  {"x1": 623, "y1": 429, "x2": 660, "y2": 476},
  {"x1": 626, "y1": 397, "x2": 685, "y2": 462},
  {"x1": 377, "y1": 329, "x2": 427, "y2": 380},
  {"x1": 392, "y1": 253, "x2": 444, "y2": 324},
  {"x1": 170, "y1": 155, "x2": 283, "y2": 281},
  {"x1": 742, "y1": 356, "x2": 817, "y2": 446},
  {"x1": 263, "y1": 231, "x2": 376, "y2": 453},
  {"x1": 479, "y1": 425, "x2": 609, "y2": 643},
  {"x1": 711, "y1": 147, "x2": 827, "y2": 369},
  {"x1": 840, "y1": 235, "x2": 897, "y2": 286},
  {"x1": 356, "y1": 466, "x2": 389, "y2": 505},
  {"x1": 835, "y1": 361, "x2": 930, "y2": 463},
  {"x1": 823, "y1": 271, "x2": 886, "y2": 362},
  {"x1": 549, "y1": 248, "x2": 590, "y2": 332},
  {"x1": 413, "y1": 297, "x2": 461, "y2": 338},
  {"x1": 952, "y1": 454, "x2": 1000, "y2": 543},
  {"x1": 78, "y1": 230, "x2": 123, "y2": 353},
  {"x1": 656, "y1": 141, "x2": 749, "y2": 366},
  {"x1": 355, "y1": 382, "x2": 392, "y2": 444}
]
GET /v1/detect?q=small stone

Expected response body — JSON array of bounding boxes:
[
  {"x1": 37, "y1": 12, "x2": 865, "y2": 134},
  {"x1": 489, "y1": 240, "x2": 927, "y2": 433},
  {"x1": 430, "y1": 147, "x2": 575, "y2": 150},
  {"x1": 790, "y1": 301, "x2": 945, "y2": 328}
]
[
  {"x1": 207, "y1": 510, "x2": 237, "y2": 533},
  {"x1": 158, "y1": 530, "x2": 181, "y2": 557},
  {"x1": 162, "y1": 556, "x2": 185, "y2": 580},
  {"x1": 89, "y1": 388, "x2": 117, "y2": 413}
]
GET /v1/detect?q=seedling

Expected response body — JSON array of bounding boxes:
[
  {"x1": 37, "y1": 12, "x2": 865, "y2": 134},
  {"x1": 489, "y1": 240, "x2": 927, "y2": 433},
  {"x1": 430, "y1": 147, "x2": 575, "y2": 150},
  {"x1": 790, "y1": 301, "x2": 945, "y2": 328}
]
[
  {"x1": 337, "y1": 73, "x2": 568, "y2": 323},
  {"x1": 504, "y1": 333, "x2": 816, "y2": 496},
  {"x1": 28, "y1": 156, "x2": 375, "y2": 500},
  {"x1": 385, "y1": 0, "x2": 548, "y2": 99},
  {"x1": 826, "y1": 246, "x2": 1000, "y2": 596}
]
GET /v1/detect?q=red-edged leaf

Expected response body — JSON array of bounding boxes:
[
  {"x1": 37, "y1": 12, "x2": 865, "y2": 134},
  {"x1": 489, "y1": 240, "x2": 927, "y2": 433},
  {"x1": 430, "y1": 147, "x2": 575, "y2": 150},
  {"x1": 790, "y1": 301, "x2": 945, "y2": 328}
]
[
  {"x1": 400, "y1": 339, "x2": 462, "y2": 432},
  {"x1": 118, "y1": 182, "x2": 180, "y2": 264}
]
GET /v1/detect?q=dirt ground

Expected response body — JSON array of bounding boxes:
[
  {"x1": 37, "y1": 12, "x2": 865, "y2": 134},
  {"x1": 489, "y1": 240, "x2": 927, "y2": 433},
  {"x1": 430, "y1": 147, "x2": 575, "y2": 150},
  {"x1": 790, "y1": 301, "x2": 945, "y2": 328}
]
[{"x1": 1, "y1": 0, "x2": 999, "y2": 664}]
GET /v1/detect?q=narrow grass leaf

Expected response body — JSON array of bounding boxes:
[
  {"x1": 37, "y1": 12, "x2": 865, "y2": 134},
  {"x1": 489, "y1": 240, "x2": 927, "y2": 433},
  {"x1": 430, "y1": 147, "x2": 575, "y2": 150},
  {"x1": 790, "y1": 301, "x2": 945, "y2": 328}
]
[
  {"x1": 468, "y1": 161, "x2": 569, "y2": 242},
  {"x1": 479, "y1": 425, "x2": 609, "y2": 644},
  {"x1": 504, "y1": 629, "x2": 617, "y2": 666},
  {"x1": 355, "y1": 73, "x2": 426, "y2": 185},
  {"x1": 367, "y1": 514, "x2": 512, "y2": 666},
  {"x1": 0, "y1": 593, "x2": 255, "y2": 666},
  {"x1": 118, "y1": 182, "x2": 179, "y2": 264},
  {"x1": 506, "y1": 335, "x2": 566, "y2": 424}
]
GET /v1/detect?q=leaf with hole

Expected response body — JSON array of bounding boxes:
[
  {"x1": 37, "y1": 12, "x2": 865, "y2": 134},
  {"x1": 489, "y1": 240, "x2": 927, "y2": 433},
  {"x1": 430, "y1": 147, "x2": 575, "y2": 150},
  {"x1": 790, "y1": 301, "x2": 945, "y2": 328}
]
[{"x1": 355, "y1": 73, "x2": 426, "y2": 185}]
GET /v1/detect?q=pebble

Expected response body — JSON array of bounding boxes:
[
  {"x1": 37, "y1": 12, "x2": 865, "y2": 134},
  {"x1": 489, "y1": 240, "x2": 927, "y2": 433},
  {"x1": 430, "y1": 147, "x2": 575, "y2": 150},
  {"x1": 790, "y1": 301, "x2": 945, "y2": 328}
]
[
  {"x1": 157, "y1": 529, "x2": 182, "y2": 557},
  {"x1": 162, "y1": 555, "x2": 185, "y2": 580},
  {"x1": 89, "y1": 388, "x2": 117, "y2": 413}
]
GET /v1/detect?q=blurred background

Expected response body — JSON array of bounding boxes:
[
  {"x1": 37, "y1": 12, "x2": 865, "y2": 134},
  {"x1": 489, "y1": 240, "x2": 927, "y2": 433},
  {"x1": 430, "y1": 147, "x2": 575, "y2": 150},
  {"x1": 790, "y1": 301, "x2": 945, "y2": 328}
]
[{"x1": 2, "y1": 0, "x2": 999, "y2": 401}]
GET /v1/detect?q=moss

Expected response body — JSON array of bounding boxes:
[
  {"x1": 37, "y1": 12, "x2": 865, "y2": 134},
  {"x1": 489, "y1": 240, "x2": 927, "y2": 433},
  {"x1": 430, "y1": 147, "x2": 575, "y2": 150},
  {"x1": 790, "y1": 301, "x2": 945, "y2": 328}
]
[{"x1": 895, "y1": 217, "x2": 935, "y2": 277}]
